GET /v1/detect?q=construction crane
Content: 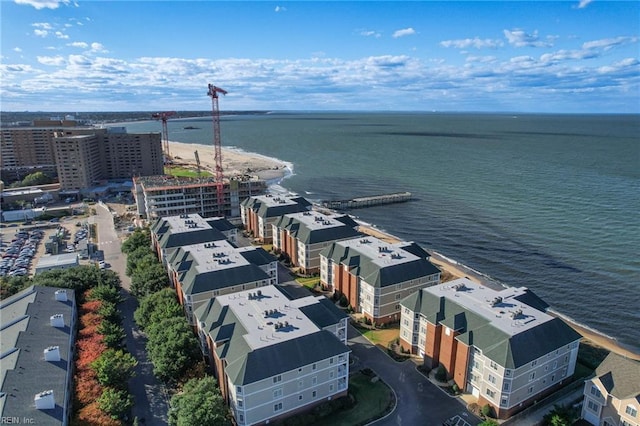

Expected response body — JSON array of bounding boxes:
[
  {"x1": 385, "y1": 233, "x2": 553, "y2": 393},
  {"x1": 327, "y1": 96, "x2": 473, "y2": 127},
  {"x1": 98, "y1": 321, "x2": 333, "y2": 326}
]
[
  {"x1": 194, "y1": 150, "x2": 201, "y2": 177},
  {"x1": 151, "y1": 111, "x2": 177, "y2": 160},
  {"x1": 207, "y1": 84, "x2": 227, "y2": 215}
]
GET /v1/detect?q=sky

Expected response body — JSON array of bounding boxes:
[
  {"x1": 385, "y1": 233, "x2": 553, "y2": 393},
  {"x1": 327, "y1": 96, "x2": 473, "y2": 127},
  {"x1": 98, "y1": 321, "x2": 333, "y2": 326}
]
[{"x1": 1, "y1": 0, "x2": 639, "y2": 113}]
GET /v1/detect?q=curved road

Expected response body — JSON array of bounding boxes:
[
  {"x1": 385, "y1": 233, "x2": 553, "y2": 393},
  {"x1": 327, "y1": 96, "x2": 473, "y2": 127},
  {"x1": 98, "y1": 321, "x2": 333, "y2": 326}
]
[{"x1": 92, "y1": 204, "x2": 169, "y2": 425}]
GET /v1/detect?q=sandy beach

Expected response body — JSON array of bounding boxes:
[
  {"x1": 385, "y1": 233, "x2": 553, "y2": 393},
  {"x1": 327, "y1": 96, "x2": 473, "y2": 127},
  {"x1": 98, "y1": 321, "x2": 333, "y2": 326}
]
[
  {"x1": 167, "y1": 140, "x2": 288, "y2": 181},
  {"x1": 357, "y1": 224, "x2": 640, "y2": 360}
]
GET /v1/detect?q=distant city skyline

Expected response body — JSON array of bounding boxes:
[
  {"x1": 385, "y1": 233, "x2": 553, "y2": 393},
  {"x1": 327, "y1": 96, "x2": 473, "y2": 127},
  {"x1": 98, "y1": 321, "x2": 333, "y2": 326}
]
[{"x1": 1, "y1": 0, "x2": 638, "y2": 113}]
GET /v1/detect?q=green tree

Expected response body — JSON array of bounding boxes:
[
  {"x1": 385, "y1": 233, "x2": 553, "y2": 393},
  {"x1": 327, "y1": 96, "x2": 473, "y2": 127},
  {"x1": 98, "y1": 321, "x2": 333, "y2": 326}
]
[
  {"x1": 542, "y1": 404, "x2": 579, "y2": 426},
  {"x1": 147, "y1": 316, "x2": 201, "y2": 384},
  {"x1": 97, "y1": 387, "x2": 133, "y2": 420},
  {"x1": 168, "y1": 376, "x2": 230, "y2": 426},
  {"x1": 122, "y1": 227, "x2": 151, "y2": 254},
  {"x1": 98, "y1": 320, "x2": 126, "y2": 349},
  {"x1": 89, "y1": 285, "x2": 123, "y2": 305},
  {"x1": 134, "y1": 288, "x2": 183, "y2": 331},
  {"x1": 130, "y1": 263, "x2": 169, "y2": 297},
  {"x1": 21, "y1": 171, "x2": 53, "y2": 187},
  {"x1": 32, "y1": 266, "x2": 121, "y2": 292},
  {"x1": 91, "y1": 349, "x2": 137, "y2": 389},
  {"x1": 478, "y1": 420, "x2": 499, "y2": 426},
  {"x1": 126, "y1": 245, "x2": 156, "y2": 276}
]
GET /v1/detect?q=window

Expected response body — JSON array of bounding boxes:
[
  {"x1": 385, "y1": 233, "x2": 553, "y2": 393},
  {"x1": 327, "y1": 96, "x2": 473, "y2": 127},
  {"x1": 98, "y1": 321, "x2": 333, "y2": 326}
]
[
  {"x1": 626, "y1": 405, "x2": 638, "y2": 417},
  {"x1": 312, "y1": 376, "x2": 317, "y2": 385},
  {"x1": 298, "y1": 395, "x2": 303, "y2": 401},
  {"x1": 330, "y1": 384, "x2": 334, "y2": 391},
  {"x1": 273, "y1": 388, "x2": 282, "y2": 399},
  {"x1": 505, "y1": 369, "x2": 512, "y2": 377},
  {"x1": 330, "y1": 358, "x2": 334, "y2": 364},
  {"x1": 529, "y1": 372, "x2": 536, "y2": 381},
  {"x1": 503, "y1": 382, "x2": 510, "y2": 391},
  {"x1": 490, "y1": 361, "x2": 498, "y2": 370},
  {"x1": 590, "y1": 385, "x2": 602, "y2": 398},
  {"x1": 236, "y1": 386, "x2": 242, "y2": 394},
  {"x1": 273, "y1": 375, "x2": 282, "y2": 383},
  {"x1": 586, "y1": 399, "x2": 599, "y2": 413},
  {"x1": 501, "y1": 396, "x2": 508, "y2": 407},
  {"x1": 274, "y1": 402, "x2": 283, "y2": 412},
  {"x1": 238, "y1": 400, "x2": 243, "y2": 408},
  {"x1": 488, "y1": 374, "x2": 496, "y2": 384},
  {"x1": 531, "y1": 360, "x2": 538, "y2": 367},
  {"x1": 528, "y1": 386, "x2": 534, "y2": 394},
  {"x1": 312, "y1": 363, "x2": 317, "y2": 370},
  {"x1": 312, "y1": 391, "x2": 317, "y2": 398},
  {"x1": 486, "y1": 389, "x2": 495, "y2": 399}
]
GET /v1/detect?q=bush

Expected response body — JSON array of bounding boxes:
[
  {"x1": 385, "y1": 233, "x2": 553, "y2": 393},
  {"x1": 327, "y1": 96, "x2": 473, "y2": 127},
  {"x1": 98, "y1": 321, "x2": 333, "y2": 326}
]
[
  {"x1": 481, "y1": 404, "x2": 495, "y2": 418},
  {"x1": 339, "y1": 294, "x2": 349, "y2": 307},
  {"x1": 435, "y1": 364, "x2": 447, "y2": 382}
]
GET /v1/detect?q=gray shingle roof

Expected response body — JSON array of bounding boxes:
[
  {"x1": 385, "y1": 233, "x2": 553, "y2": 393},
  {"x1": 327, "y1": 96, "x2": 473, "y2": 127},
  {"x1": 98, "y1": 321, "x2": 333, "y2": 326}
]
[
  {"x1": 595, "y1": 353, "x2": 640, "y2": 400},
  {"x1": 402, "y1": 286, "x2": 581, "y2": 369},
  {"x1": 0, "y1": 286, "x2": 76, "y2": 424}
]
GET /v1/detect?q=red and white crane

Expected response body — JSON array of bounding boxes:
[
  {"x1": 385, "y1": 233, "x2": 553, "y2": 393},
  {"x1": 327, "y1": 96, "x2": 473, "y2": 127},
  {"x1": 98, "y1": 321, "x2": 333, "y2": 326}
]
[
  {"x1": 207, "y1": 84, "x2": 228, "y2": 214},
  {"x1": 151, "y1": 111, "x2": 177, "y2": 159}
]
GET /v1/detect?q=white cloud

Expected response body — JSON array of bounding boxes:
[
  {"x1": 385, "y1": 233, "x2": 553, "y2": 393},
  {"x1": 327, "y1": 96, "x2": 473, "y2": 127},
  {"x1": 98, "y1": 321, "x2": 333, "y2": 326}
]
[
  {"x1": 68, "y1": 41, "x2": 89, "y2": 49},
  {"x1": 37, "y1": 55, "x2": 66, "y2": 66},
  {"x1": 392, "y1": 28, "x2": 416, "y2": 39},
  {"x1": 360, "y1": 30, "x2": 381, "y2": 38},
  {"x1": 15, "y1": 0, "x2": 69, "y2": 9},
  {"x1": 33, "y1": 29, "x2": 49, "y2": 37},
  {"x1": 90, "y1": 42, "x2": 108, "y2": 53},
  {"x1": 576, "y1": 0, "x2": 594, "y2": 9},
  {"x1": 274, "y1": 6, "x2": 286, "y2": 12},
  {"x1": 55, "y1": 31, "x2": 69, "y2": 39},
  {"x1": 14, "y1": 47, "x2": 23, "y2": 52},
  {"x1": 441, "y1": 38, "x2": 504, "y2": 49},
  {"x1": 583, "y1": 36, "x2": 638, "y2": 50},
  {"x1": 32, "y1": 22, "x2": 53, "y2": 30},
  {"x1": 504, "y1": 29, "x2": 554, "y2": 48}
]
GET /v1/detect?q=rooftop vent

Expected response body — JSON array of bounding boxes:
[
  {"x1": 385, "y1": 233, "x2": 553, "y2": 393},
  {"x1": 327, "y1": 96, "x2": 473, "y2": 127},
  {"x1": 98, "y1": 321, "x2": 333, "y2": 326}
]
[
  {"x1": 34, "y1": 390, "x2": 55, "y2": 410},
  {"x1": 50, "y1": 314, "x2": 64, "y2": 328},
  {"x1": 54, "y1": 289, "x2": 67, "y2": 302},
  {"x1": 490, "y1": 297, "x2": 503, "y2": 307},
  {"x1": 510, "y1": 309, "x2": 524, "y2": 320},
  {"x1": 453, "y1": 283, "x2": 467, "y2": 291},
  {"x1": 44, "y1": 346, "x2": 61, "y2": 362}
]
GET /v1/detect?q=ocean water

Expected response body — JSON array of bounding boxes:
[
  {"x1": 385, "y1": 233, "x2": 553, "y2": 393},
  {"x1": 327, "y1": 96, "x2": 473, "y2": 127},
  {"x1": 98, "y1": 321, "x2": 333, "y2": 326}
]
[{"x1": 123, "y1": 113, "x2": 640, "y2": 352}]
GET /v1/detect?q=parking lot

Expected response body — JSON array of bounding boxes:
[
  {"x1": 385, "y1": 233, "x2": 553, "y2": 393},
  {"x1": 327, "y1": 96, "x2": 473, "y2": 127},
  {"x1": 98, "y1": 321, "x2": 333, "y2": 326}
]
[{"x1": 0, "y1": 228, "x2": 44, "y2": 278}]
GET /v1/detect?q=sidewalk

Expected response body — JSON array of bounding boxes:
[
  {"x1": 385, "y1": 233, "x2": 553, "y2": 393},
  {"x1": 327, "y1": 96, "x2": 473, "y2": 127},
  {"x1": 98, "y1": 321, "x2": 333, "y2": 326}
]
[{"x1": 502, "y1": 384, "x2": 585, "y2": 426}]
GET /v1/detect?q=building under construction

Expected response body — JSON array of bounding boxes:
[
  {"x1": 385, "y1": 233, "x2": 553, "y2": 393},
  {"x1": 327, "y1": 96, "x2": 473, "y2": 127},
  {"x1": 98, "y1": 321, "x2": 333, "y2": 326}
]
[{"x1": 133, "y1": 174, "x2": 267, "y2": 220}]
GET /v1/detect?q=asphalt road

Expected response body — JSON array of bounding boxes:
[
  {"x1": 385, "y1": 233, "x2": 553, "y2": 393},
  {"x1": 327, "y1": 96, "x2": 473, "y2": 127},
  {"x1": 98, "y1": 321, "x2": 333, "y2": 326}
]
[{"x1": 93, "y1": 204, "x2": 169, "y2": 425}]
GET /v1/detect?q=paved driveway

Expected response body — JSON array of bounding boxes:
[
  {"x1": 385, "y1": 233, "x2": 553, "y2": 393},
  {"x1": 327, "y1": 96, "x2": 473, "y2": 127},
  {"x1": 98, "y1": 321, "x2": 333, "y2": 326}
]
[
  {"x1": 93, "y1": 205, "x2": 169, "y2": 425},
  {"x1": 347, "y1": 325, "x2": 480, "y2": 426}
]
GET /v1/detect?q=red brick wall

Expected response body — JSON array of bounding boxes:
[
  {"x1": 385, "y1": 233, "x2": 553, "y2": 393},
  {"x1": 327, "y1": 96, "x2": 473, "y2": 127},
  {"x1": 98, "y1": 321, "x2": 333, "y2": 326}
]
[
  {"x1": 453, "y1": 342, "x2": 469, "y2": 389},
  {"x1": 439, "y1": 328, "x2": 458, "y2": 379},
  {"x1": 424, "y1": 322, "x2": 442, "y2": 369},
  {"x1": 335, "y1": 265, "x2": 359, "y2": 311}
]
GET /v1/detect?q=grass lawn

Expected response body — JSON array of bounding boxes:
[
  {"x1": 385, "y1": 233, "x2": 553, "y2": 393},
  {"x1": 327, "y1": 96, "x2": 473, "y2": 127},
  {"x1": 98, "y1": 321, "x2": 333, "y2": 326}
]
[
  {"x1": 312, "y1": 372, "x2": 393, "y2": 426},
  {"x1": 361, "y1": 327, "x2": 400, "y2": 347},
  {"x1": 296, "y1": 276, "x2": 320, "y2": 291},
  {"x1": 164, "y1": 166, "x2": 212, "y2": 178}
]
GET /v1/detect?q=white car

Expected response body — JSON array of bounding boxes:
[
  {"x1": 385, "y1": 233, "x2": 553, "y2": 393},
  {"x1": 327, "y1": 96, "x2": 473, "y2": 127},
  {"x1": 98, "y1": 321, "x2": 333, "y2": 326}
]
[{"x1": 98, "y1": 261, "x2": 106, "y2": 269}]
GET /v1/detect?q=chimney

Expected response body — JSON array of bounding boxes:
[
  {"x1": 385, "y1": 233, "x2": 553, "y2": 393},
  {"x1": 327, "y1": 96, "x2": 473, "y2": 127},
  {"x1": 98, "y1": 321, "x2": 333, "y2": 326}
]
[
  {"x1": 34, "y1": 390, "x2": 55, "y2": 410},
  {"x1": 54, "y1": 289, "x2": 67, "y2": 302},
  {"x1": 50, "y1": 314, "x2": 64, "y2": 328},
  {"x1": 44, "y1": 346, "x2": 61, "y2": 362}
]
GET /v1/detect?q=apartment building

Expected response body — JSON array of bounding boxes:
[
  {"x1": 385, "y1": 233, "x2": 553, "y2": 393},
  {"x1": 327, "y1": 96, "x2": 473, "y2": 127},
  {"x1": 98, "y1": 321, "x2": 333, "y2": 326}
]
[
  {"x1": 165, "y1": 239, "x2": 278, "y2": 325},
  {"x1": 0, "y1": 286, "x2": 77, "y2": 425},
  {"x1": 193, "y1": 285, "x2": 350, "y2": 426},
  {"x1": 400, "y1": 278, "x2": 582, "y2": 419},
  {"x1": 581, "y1": 352, "x2": 640, "y2": 426},
  {"x1": 272, "y1": 211, "x2": 361, "y2": 275},
  {"x1": 240, "y1": 195, "x2": 312, "y2": 243},
  {"x1": 1, "y1": 123, "x2": 163, "y2": 190},
  {"x1": 1, "y1": 121, "x2": 85, "y2": 181},
  {"x1": 150, "y1": 214, "x2": 229, "y2": 264},
  {"x1": 320, "y1": 236, "x2": 441, "y2": 325},
  {"x1": 134, "y1": 175, "x2": 267, "y2": 219}
]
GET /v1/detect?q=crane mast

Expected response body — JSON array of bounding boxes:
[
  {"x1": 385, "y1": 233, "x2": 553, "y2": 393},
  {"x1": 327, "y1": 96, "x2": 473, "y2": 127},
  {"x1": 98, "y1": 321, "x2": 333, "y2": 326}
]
[
  {"x1": 207, "y1": 84, "x2": 227, "y2": 215},
  {"x1": 151, "y1": 111, "x2": 177, "y2": 160}
]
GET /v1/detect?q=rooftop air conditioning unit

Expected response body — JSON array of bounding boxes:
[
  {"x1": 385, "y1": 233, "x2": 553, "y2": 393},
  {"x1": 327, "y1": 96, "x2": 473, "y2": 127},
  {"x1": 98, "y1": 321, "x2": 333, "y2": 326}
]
[
  {"x1": 54, "y1": 289, "x2": 68, "y2": 302},
  {"x1": 34, "y1": 390, "x2": 55, "y2": 410},
  {"x1": 50, "y1": 314, "x2": 64, "y2": 328},
  {"x1": 44, "y1": 346, "x2": 61, "y2": 362}
]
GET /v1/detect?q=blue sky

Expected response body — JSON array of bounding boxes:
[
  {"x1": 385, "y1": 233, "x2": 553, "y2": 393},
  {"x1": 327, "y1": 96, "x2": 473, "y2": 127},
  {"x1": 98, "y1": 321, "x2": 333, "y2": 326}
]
[{"x1": 1, "y1": 0, "x2": 638, "y2": 112}]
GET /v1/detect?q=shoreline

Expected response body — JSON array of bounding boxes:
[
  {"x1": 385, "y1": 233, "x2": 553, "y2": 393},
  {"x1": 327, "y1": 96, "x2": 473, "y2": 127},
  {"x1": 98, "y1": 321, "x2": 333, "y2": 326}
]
[
  {"x1": 166, "y1": 139, "x2": 639, "y2": 360},
  {"x1": 356, "y1": 223, "x2": 640, "y2": 360}
]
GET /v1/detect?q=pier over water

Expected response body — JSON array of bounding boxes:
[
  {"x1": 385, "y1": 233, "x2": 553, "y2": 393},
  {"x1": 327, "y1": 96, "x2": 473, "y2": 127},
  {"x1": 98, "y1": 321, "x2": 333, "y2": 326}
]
[{"x1": 321, "y1": 191, "x2": 412, "y2": 210}]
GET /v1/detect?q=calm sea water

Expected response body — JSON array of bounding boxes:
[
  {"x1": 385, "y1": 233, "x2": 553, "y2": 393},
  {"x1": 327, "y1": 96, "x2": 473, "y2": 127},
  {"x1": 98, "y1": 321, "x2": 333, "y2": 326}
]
[{"x1": 123, "y1": 113, "x2": 640, "y2": 352}]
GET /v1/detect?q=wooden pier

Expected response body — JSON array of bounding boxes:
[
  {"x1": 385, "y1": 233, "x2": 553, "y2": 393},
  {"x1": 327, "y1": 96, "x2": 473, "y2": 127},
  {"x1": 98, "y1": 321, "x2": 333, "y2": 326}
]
[{"x1": 321, "y1": 191, "x2": 412, "y2": 210}]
